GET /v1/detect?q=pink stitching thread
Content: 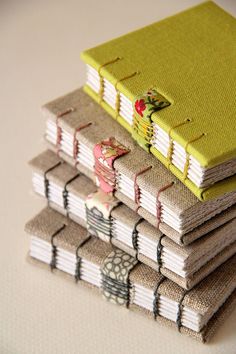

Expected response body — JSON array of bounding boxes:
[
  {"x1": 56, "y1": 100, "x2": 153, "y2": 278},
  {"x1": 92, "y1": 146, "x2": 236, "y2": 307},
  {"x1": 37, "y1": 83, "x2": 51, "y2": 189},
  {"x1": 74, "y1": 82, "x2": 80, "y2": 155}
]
[
  {"x1": 156, "y1": 182, "x2": 174, "y2": 228},
  {"x1": 134, "y1": 166, "x2": 152, "y2": 212},
  {"x1": 56, "y1": 107, "x2": 75, "y2": 155},
  {"x1": 73, "y1": 122, "x2": 93, "y2": 164}
]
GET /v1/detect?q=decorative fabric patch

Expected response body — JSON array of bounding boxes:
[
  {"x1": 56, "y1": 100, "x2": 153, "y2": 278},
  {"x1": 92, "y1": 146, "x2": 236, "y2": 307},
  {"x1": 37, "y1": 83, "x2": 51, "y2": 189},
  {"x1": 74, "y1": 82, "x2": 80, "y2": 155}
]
[
  {"x1": 101, "y1": 249, "x2": 138, "y2": 306},
  {"x1": 132, "y1": 89, "x2": 170, "y2": 152},
  {"x1": 85, "y1": 190, "x2": 119, "y2": 242},
  {"x1": 102, "y1": 249, "x2": 137, "y2": 281},
  {"x1": 94, "y1": 137, "x2": 130, "y2": 193}
]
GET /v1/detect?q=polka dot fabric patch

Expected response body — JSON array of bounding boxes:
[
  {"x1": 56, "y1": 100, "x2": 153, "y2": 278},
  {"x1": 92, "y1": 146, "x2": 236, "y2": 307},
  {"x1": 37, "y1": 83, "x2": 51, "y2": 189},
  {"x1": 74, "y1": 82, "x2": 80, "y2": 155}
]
[
  {"x1": 101, "y1": 249, "x2": 138, "y2": 306},
  {"x1": 102, "y1": 249, "x2": 138, "y2": 282}
]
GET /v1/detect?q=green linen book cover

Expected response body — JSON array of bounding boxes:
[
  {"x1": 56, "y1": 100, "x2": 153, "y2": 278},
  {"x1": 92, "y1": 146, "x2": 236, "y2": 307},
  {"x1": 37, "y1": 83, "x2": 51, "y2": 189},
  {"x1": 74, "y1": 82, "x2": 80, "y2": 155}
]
[{"x1": 81, "y1": 1, "x2": 236, "y2": 201}]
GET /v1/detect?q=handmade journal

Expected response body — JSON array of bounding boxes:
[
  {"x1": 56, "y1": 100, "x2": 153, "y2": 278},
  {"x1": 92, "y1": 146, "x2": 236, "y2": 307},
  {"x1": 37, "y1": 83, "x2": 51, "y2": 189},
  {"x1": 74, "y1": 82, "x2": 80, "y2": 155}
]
[
  {"x1": 80, "y1": 1, "x2": 236, "y2": 200},
  {"x1": 42, "y1": 89, "x2": 236, "y2": 241},
  {"x1": 25, "y1": 207, "x2": 236, "y2": 343},
  {"x1": 29, "y1": 150, "x2": 236, "y2": 289}
]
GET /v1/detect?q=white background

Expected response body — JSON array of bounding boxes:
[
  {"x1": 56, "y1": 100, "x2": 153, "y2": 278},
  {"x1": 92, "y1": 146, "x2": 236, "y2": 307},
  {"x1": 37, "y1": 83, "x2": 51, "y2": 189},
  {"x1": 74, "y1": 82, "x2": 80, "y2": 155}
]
[{"x1": 0, "y1": 1, "x2": 235, "y2": 353}]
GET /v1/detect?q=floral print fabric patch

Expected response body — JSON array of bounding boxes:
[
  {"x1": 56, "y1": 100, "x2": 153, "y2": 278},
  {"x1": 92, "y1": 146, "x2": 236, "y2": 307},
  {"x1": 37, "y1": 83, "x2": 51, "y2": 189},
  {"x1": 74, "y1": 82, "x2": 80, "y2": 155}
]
[
  {"x1": 93, "y1": 137, "x2": 130, "y2": 193},
  {"x1": 132, "y1": 89, "x2": 170, "y2": 152}
]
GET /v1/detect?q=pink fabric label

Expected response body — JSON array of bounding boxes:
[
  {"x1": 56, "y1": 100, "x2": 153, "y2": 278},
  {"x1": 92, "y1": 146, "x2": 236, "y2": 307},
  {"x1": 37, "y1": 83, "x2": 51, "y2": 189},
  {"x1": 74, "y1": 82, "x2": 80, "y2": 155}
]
[{"x1": 93, "y1": 137, "x2": 130, "y2": 193}]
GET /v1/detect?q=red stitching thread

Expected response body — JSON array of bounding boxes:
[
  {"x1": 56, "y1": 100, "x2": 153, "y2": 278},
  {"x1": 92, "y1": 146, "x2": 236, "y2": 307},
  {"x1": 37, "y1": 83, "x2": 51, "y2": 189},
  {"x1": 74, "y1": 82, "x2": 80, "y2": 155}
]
[
  {"x1": 156, "y1": 182, "x2": 174, "y2": 228},
  {"x1": 73, "y1": 122, "x2": 93, "y2": 163},
  {"x1": 56, "y1": 107, "x2": 75, "y2": 155},
  {"x1": 56, "y1": 119, "x2": 62, "y2": 156},
  {"x1": 134, "y1": 166, "x2": 152, "y2": 212}
]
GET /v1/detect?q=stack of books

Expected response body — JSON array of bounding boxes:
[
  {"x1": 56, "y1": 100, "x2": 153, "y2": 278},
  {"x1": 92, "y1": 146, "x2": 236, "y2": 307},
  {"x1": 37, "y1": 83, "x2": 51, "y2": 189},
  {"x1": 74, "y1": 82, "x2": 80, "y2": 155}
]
[{"x1": 25, "y1": 1, "x2": 236, "y2": 343}]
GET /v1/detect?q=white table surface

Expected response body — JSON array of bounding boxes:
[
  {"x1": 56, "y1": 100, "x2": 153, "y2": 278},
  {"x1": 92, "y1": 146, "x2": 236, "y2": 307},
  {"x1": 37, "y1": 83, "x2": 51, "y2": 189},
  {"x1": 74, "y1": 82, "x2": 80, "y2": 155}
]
[{"x1": 0, "y1": 1, "x2": 235, "y2": 353}]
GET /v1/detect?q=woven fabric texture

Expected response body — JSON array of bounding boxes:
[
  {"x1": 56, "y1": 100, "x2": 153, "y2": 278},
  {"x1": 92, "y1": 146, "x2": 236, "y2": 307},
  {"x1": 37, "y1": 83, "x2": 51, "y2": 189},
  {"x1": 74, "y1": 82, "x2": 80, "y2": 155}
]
[
  {"x1": 81, "y1": 1, "x2": 236, "y2": 168},
  {"x1": 25, "y1": 207, "x2": 236, "y2": 342}
]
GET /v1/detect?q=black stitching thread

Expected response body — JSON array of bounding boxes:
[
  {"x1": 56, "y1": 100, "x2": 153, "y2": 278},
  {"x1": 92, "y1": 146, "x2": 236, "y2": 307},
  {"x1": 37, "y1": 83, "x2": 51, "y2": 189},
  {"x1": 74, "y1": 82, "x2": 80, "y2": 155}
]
[
  {"x1": 132, "y1": 218, "x2": 143, "y2": 254},
  {"x1": 156, "y1": 234, "x2": 165, "y2": 269},
  {"x1": 180, "y1": 234, "x2": 185, "y2": 246},
  {"x1": 87, "y1": 201, "x2": 122, "y2": 243},
  {"x1": 102, "y1": 273, "x2": 129, "y2": 300},
  {"x1": 50, "y1": 224, "x2": 66, "y2": 271},
  {"x1": 44, "y1": 161, "x2": 62, "y2": 199},
  {"x1": 86, "y1": 206, "x2": 112, "y2": 239},
  {"x1": 63, "y1": 173, "x2": 80, "y2": 210},
  {"x1": 176, "y1": 291, "x2": 189, "y2": 331},
  {"x1": 74, "y1": 235, "x2": 91, "y2": 282},
  {"x1": 153, "y1": 277, "x2": 166, "y2": 320}
]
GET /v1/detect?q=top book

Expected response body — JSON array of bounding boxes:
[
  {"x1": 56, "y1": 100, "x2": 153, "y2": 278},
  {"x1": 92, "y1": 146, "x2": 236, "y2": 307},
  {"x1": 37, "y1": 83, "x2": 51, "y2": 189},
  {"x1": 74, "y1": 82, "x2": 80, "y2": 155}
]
[{"x1": 81, "y1": 1, "x2": 236, "y2": 201}]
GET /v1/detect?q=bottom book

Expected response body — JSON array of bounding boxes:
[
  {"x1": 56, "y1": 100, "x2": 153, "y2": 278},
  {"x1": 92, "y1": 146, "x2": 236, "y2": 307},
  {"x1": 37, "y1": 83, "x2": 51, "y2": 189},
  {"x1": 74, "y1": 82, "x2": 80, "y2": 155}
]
[{"x1": 25, "y1": 207, "x2": 236, "y2": 343}]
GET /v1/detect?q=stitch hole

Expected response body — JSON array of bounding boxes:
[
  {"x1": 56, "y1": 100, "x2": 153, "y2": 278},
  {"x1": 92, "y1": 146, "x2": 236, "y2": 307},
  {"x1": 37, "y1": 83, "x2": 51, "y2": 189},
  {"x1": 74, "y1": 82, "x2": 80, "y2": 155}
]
[{"x1": 185, "y1": 118, "x2": 192, "y2": 122}]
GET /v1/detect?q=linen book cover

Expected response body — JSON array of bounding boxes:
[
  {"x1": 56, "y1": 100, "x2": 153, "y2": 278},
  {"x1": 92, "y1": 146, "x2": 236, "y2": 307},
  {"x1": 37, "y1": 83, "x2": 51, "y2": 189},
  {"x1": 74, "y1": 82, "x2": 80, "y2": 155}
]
[
  {"x1": 25, "y1": 207, "x2": 236, "y2": 343},
  {"x1": 42, "y1": 88, "x2": 236, "y2": 243},
  {"x1": 80, "y1": 1, "x2": 236, "y2": 201},
  {"x1": 29, "y1": 149, "x2": 236, "y2": 289}
]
